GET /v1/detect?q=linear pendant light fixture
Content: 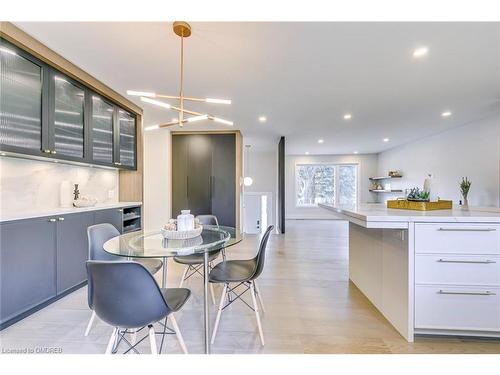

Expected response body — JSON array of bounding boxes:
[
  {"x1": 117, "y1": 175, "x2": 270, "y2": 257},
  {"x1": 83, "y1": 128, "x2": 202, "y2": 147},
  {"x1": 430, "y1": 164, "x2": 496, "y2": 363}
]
[{"x1": 128, "y1": 21, "x2": 233, "y2": 130}]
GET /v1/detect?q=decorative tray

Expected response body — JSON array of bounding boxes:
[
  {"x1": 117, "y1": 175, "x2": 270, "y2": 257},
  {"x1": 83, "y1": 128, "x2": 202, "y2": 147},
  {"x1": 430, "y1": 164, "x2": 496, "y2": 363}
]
[
  {"x1": 387, "y1": 199, "x2": 453, "y2": 211},
  {"x1": 161, "y1": 225, "x2": 203, "y2": 240}
]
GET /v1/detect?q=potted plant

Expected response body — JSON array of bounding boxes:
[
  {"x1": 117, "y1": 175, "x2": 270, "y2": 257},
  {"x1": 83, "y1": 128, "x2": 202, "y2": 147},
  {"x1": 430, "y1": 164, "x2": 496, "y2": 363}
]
[
  {"x1": 406, "y1": 187, "x2": 430, "y2": 202},
  {"x1": 460, "y1": 177, "x2": 471, "y2": 208}
]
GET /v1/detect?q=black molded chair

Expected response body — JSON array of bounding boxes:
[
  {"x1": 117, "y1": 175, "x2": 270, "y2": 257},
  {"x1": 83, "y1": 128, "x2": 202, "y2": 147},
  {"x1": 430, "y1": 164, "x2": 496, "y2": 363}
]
[
  {"x1": 209, "y1": 225, "x2": 274, "y2": 346},
  {"x1": 173, "y1": 215, "x2": 222, "y2": 304},
  {"x1": 86, "y1": 261, "x2": 191, "y2": 354},
  {"x1": 84, "y1": 224, "x2": 163, "y2": 337}
]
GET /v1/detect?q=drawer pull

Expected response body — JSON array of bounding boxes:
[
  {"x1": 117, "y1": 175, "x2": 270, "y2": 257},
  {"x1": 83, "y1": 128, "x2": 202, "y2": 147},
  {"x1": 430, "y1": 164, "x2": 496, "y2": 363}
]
[
  {"x1": 48, "y1": 218, "x2": 56, "y2": 223},
  {"x1": 438, "y1": 227, "x2": 496, "y2": 232},
  {"x1": 58, "y1": 217, "x2": 65, "y2": 221},
  {"x1": 438, "y1": 290, "x2": 496, "y2": 296},
  {"x1": 437, "y1": 259, "x2": 496, "y2": 264}
]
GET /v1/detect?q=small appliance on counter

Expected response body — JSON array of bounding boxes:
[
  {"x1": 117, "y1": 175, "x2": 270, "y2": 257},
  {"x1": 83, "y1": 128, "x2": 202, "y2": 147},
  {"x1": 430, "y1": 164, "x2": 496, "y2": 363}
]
[{"x1": 60, "y1": 180, "x2": 72, "y2": 208}]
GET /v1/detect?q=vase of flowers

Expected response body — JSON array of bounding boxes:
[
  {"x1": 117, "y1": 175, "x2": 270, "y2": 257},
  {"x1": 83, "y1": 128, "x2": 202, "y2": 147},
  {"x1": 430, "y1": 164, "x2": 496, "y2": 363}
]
[{"x1": 460, "y1": 177, "x2": 471, "y2": 208}]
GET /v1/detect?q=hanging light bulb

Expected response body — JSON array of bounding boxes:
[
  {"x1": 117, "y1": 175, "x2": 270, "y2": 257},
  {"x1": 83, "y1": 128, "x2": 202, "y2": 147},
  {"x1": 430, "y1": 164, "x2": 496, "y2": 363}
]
[
  {"x1": 244, "y1": 145, "x2": 253, "y2": 187},
  {"x1": 244, "y1": 177, "x2": 253, "y2": 187}
]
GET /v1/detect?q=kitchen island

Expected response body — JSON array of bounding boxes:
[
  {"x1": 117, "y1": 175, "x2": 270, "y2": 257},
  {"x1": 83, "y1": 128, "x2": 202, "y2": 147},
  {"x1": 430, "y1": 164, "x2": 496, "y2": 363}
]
[{"x1": 319, "y1": 203, "x2": 500, "y2": 342}]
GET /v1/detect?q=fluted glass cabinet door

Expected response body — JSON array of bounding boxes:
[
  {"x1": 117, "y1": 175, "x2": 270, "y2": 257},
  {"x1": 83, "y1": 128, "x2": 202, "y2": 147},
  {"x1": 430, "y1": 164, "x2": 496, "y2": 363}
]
[
  {"x1": 0, "y1": 41, "x2": 43, "y2": 151},
  {"x1": 91, "y1": 95, "x2": 113, "y2": 164},
  {"x1": 118, "y1": 109, "x2": 135, "y2": 167},
  {"x1": 53, "y1": 75, "x2": 84, "y2": 158}
]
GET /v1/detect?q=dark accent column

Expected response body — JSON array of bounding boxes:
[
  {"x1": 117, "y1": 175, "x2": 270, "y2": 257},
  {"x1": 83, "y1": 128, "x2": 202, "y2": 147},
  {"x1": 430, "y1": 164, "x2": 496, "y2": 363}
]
[{"x1": 278, "y1": 137, "x2": 285, "y2": 233}]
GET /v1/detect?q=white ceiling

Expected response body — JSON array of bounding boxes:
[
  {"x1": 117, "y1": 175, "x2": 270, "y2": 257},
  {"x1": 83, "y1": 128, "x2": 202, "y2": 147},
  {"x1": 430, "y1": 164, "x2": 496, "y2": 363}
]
[{"x1": 14, "y1": 22, "x2": 500, "y2": 154}]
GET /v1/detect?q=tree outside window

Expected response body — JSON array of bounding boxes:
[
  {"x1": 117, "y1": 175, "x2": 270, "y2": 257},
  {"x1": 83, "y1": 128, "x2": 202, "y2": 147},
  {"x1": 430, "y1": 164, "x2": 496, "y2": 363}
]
[{"x1": 296, "y1": 164, "x2": 357, "y2": 207}]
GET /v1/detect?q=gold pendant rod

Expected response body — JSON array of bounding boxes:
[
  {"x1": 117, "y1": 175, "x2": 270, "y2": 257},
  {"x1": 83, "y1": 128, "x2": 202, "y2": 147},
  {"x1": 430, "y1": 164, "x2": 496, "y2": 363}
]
[{"x1": 179, "y1": 31, "x2": 184, "y2": 127}]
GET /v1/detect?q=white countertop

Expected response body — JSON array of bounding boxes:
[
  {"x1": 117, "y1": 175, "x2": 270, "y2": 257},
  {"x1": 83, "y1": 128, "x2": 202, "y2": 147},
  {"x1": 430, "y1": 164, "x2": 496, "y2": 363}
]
[
  {"x1": 319, "y1": 203, "x2": 500, "y2": 228},
  {"x1": 0, "y1": 202, "x2": 142, "y2": 223}
]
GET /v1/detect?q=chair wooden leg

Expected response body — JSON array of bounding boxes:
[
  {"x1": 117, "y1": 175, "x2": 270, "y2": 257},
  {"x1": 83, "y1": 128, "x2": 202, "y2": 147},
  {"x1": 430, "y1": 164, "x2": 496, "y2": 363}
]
[
  {"x1": 84, "y1": 310, "x2": 96, "y2": 336},
  {"x1": 211, "y1": 283, "x2": 227, "y2": 344},
  {"x1": 179, "y1": 266, "x2": 189, "y2": 288},
  {"x1": 148, "y1": 324, "x2": 157, "y2": 354},
  {"x1": 250, "y1": 281, "x2": 265, "y2": 346},
  {"x1": 209, "y1": 282, "x2": 216, "y2": 305},
  {"x1": 169, "y1": 313, "x2": 188, "y2": 354},
  {"x1": 129, "y1": 328, "x2": 137, "y2": 346},
  {"x1": 254, "y1": 280, "x2": 265, "y2": 313},
  {"x1": 105, "y1": 327, "x2": 118, "y2": 354}
]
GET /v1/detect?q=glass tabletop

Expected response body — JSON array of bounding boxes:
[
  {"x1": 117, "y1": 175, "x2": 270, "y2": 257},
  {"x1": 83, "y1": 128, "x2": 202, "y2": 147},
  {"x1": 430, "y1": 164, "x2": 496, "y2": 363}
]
[{"x1": 103, "y1": 225, "x2": 243, "y2": 258}]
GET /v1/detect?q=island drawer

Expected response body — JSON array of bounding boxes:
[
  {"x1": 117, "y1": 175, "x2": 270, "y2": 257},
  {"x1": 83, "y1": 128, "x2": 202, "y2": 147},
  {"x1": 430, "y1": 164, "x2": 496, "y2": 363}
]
[
  {"x1": 415, "y1": 285, "x2": 500, "y2": 331},
  {"x1": 415, "y1": 223, "x2": 500, "y2": 254},
  {"x1": 415, "y1": 254, "x2": 500, "y2": 286}
]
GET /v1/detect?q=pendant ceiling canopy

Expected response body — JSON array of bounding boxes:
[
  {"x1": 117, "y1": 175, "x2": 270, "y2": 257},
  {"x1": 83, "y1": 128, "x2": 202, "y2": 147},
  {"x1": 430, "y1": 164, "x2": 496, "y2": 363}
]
[{"x1": 127, "y1": 21, "x2": 233, "y2": 131}]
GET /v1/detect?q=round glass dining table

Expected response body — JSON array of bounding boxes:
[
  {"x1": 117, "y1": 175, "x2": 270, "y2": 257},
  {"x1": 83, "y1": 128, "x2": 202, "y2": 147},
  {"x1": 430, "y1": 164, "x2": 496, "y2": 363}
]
[{"x1": 103, "y1": 225, "x2": 243, "y2": 354}]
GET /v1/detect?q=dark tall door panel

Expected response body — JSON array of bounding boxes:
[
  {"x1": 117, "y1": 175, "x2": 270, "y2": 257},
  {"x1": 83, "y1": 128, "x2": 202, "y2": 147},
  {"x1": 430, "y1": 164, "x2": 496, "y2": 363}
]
[
  {"x1": 187, "y1": 134, "x2": 212, "y2": 216},
  {"x1": 56, "y1": 212, "x2": 94, "y2": 294},
  {"x1": 172, "y1": 135, "x2": 189, "y2": 217},
  {"x1": 0, "y1": 218, "x2": 57, "y2": 324},
  {"x1": 211, "y1": 134, "x2": 236, "y2": 226}
]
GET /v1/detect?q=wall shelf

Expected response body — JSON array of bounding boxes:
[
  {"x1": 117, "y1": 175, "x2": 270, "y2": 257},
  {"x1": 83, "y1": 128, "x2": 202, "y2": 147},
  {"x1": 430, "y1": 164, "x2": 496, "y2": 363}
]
[
  {"x1": 369, "y1": 176, "x2": 402, "y2": 181},
  {"x1": 369, "y1": 189, "x2": 404, "y2": 193}
]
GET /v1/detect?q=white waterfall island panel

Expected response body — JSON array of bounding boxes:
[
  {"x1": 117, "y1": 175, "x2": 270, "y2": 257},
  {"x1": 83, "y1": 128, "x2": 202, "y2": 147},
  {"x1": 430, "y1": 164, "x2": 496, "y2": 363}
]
[{"x1": 320, "y1": 203, "x2": 500, "y2": 341}]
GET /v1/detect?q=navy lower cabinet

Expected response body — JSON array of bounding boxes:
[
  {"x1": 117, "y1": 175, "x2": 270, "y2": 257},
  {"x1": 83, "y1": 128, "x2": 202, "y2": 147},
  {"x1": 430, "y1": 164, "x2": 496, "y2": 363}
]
[
  {"x1": 56, "y1": 212, "x2": 94, "y2": 294},
  {"x1": 0, "y1": 206, "x2": 141, "y2": 330},
  {"x1": 94, "y1": 208, "x2": 123, "y2": 233},
  {"x1": 0, "y1": 217, "x2": 57, "y2": 327}
]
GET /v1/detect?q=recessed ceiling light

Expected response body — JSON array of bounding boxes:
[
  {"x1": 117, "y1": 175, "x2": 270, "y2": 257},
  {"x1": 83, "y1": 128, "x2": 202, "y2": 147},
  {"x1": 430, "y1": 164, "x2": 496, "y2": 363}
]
[
  {"x1": 0, "y1": 152, "x2": 6, "y2": 156},
  {"x1": 318, "y1": 139, "x2": 324, "y2": 144},
  {"x1": 413, "y1": 47, "x2": 429, "y2": 58},
  {"x1": 353, "y1": 151, "x2": 359, "y2": 154},
  {"x1": 343, "y1": 113, "x2": 352, "y2": 120},
  {"x1": 441, "y1": 111, "x2": 452, "y2": 117},
  {"x1": 258, "y1": 116, "x2": 267, "y2": 123},
  {"x1": 383, "y1": 138, "x2": 390, "y2": 142},
  {"x1": 305, "y1": 152, "x2": 310, "y2": 155}
]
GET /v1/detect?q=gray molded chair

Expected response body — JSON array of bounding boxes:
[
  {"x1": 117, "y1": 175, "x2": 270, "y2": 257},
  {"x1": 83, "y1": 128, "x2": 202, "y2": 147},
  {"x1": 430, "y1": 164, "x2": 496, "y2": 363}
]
[
  {"x1": 86, "y1": 261, "x2": 190, "y2": 354},
  {"x1": 84, "y1": 224, "x2": 163, "y2": 337},
  {"x1": 173, "y1": 215, "x2": 223, "y2": 304},
  {"x1": 210, "y1": 225, "x2": 274, "y2": 346}
]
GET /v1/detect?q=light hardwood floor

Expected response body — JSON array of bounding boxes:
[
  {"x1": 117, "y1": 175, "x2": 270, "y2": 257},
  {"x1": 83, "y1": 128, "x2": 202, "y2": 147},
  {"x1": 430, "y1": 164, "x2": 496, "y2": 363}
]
[{"x1": 1, "y1": 220, "x2": 499, "y2": 354}]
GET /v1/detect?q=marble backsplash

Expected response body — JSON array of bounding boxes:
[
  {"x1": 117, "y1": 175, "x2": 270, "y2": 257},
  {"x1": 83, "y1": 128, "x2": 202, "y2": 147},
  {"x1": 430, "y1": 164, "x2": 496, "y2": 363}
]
[{"x1": 0, "y1": 157, "x2": 119, "y2": 213}]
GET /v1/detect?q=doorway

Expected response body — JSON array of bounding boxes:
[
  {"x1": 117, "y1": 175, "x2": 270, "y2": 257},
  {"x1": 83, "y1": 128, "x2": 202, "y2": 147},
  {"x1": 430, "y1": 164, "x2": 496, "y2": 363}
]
[{"x1": 243, "y1": 192, "x2": 271, "y2": 234}]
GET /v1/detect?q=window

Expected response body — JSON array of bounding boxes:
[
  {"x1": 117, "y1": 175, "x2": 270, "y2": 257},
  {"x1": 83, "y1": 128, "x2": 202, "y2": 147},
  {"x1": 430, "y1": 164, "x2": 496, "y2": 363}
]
[{"x1": 295, "y1": 164, "x2": 358, "y2": 207}]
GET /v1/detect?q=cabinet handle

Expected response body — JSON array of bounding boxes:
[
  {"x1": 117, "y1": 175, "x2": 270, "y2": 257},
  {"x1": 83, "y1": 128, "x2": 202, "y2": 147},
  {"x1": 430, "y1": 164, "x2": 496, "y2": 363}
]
[
  {"x1": 58, "y1": 217, "x2": 65, "y2": 221},
  {"x1": 438, "y1": 227, "x2": 496, "y2": 232},
  {"x1": 43, "y1": 149, "x2": 51, "y2": 153},
  {"x1": 118, "y1": 209, "x2": 123, "y2": 212},
  {"x1": 48, "y1": 218, "x2": 56, "y2": 222},
  {"x1": 51, "y1": 150, "x2": 57, "y2": 155},
  {"x1": 114, "y1": 162, "x2": 122, "y2": 166},
  {"x1": 437, "y1": 258, "x2": 496, "y2": 264},
  {"x1": 438, "y1": 290, "x2": 496, "y2": 296}
]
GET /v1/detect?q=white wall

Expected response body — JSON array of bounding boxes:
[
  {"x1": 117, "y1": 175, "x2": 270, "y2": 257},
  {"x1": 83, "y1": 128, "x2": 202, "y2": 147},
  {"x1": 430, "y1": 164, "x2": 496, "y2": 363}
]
[
  {"x1": 286, "y1": 153, "x2": 379, "y2": 219},
  {"x1": 243, "y1": 149, "x2": 278, "y2": 228},
  {"x1": 377, "y1": 116, "x2": 500, "y2": 207},
  {"x1": 0, "y1": 157, "x2": 118, "y2": 213},
  {"x1": 143, "y1": 129, "x2": 171, "y2": 231}
]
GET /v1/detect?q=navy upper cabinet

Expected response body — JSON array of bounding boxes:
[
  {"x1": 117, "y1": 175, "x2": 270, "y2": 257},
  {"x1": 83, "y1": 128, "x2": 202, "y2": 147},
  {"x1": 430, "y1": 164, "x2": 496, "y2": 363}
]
[
  {"x1": 114, "y1": 108, "x2": 136, "y2": 169},
  {"x1": 90, "y1": 94, "x2": 114, "y2": 165},
  {"x1": 49, "y1": 71, "x2": 86, "y2": 160},
  {"x1": 0, "y1": 39, "x2": 48, "y2": 156},
  {"x1": 0, "y1": 37, "x2": 137, "y2": 170}
]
